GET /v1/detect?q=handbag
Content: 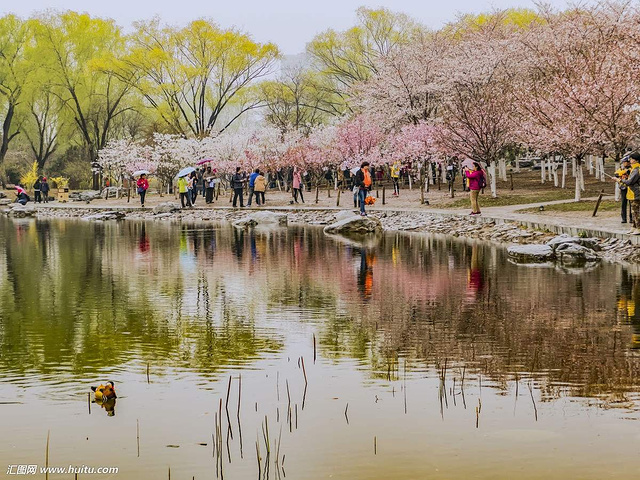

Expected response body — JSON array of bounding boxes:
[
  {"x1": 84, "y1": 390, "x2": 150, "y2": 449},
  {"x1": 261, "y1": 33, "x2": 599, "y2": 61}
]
[
  {"x1": 352, "y1": 186, "x2": 359, "y2": 195},
  {"x1": 137, "y1": 187, "x2": 145, "y2": 194}
]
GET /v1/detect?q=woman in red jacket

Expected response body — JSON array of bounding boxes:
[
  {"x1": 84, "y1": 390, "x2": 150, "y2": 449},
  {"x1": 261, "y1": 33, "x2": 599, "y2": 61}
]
[
  {"x1": 136, "y1": 174, "x2": 149, "y2": 207},
  {"x1": 464, "y1": 162, "x2": 485, "y2": 215}
]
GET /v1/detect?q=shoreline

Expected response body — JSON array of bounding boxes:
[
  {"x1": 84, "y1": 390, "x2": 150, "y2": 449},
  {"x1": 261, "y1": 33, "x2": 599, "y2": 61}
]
[{"x1": 6, "y1": 202, "x2": 640, "y2": 269}]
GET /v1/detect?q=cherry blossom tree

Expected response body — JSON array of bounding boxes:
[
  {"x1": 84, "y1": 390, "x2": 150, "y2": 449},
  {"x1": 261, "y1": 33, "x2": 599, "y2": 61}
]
[{"x1": 433, "y1": 15, "x2": 520, "y2": 197}]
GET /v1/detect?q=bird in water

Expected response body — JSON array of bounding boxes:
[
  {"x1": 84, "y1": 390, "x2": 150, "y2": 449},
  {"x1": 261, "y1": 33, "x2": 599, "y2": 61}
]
[{"x1": 91, "y1": 381, "x2": 117, "y2": 401}]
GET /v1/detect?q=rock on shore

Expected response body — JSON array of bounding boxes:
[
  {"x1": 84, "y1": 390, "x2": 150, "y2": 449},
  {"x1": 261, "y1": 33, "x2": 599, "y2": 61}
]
[
  {"x1": 323, "y1": 215, "x2": 383, "y2": 235},
  {"x1": 233, "y1": 211, "x2": 288, "y2": 228}
]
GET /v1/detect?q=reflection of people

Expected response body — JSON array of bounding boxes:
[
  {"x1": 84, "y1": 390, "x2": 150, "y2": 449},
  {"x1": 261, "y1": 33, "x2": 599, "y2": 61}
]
[
  {"x1": 617, "y1": 272, "x2": 640, "y2": 349},
  {"x1": 139, "y1": 224, "x2": 150, "y2": 253},
  {"x1": 467, "y1": 244, "x2": 484, "y2": 296},
  {"x1": 357, "y1": 250, "x2": 376, "y2": 300}
]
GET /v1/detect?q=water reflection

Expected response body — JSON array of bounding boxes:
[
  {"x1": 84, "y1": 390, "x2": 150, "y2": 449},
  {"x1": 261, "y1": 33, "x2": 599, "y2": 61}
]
[
  {"x1": 1, "y1": 217, "x2": 640, "y2": 479},
  {"x1": 0, "y1": 218, "x2": 639, "y2": 401}
]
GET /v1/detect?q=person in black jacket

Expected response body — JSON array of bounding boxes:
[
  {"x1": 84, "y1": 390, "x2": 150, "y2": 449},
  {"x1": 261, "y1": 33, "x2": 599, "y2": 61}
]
[
  {"x1": 231, "y1": 167, "x2": 246, "y2": 208},
  {"x1": 354, "y1": 162, "x2": 372, "y2": 216},
  {"x1": 34, "y1": 177, "x2": 42, "y2": 203}
]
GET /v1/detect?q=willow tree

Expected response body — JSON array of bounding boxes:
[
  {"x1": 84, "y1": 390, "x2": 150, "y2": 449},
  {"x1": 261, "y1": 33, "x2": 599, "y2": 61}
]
[
  {"x1": 306, "y1": 7, "x2": 419, "y2": 111},
  {"x1": 102, "y1": 18, "x2": 279, "y2": 138},
  {"x1": 259, "y1": 64, "x2": 342, "y2": 134},
  {"x1": 0, "y1": 15, "x2": 31, "y2": 169},
  {"x1": 32, "y1": 12, "x2": 135, "y2": 164}
]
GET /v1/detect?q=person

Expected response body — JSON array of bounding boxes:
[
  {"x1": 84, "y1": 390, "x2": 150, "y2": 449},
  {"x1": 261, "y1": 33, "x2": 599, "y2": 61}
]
[
  {"x1": 253, "y1": 170, "x2": 266, "y2": 206},
  {"x1": 465, "y1": 162, "x2": 485, "y2": 215},
  {"x1": 616, "y1": 158, "x2": 633, "y2": 224},
  {"x1": 15, "y1": 185, "x2": 30, "y2": 205},
  {"x1": 354, "y1": 161, "x2": 373, "y2": 216},
  {"x1": 41, "y1": 177, "x2": 50, "y2": 203},
  {"x1": 189, "y1": 171, "x2": 197, "y2": 205},
  {"x1": 292, "y1": 166, "x2": 304, "y2": 203},
  {"x1": 204, "y1": 167, "x2": 215, "y2": 204},
  {"x1": 247, "y1": 168, "x2": 260, "y2": 206},
  {"x1": 391, "y1": 161, "x2": 401, "y2": 196},
  {"x1": 198, "y1": 168, "x2": 206, "y2": 198},
  {"x1": 231, "y1": 167, "x2": 246, "y2": 208},
  {"x1": 136, "y1": 173, "x2": 149, "y2": 207},
  {"x1": 617, "y1": 153, "x2": 640, "y2": 234},
  {"x1": 34, "y1": 177, "x2": 42, "y2": 203},
  {"x1": 178, "y1": 175, "x2": 192, "y2": 208}
]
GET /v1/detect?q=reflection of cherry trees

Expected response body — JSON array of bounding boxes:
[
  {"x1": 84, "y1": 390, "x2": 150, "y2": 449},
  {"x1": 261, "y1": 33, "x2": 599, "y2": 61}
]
[{"x1": 2, "y1": 218, "x2": 639, "y2": 404}]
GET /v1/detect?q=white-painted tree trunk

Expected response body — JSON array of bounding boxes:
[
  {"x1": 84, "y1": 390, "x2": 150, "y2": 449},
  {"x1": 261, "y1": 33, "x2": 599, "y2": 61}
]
[
  {"x1": 408, "y1": 174, "x2": 412, "y2": 190},
  {"x1": 575, "y1": 161, "x2": 583, "y2": 201},
  {"x1": 541, "y1": 159, "x2": 546, "y2": 184},
  {"x1": 553, "y1": 162, "x2": 559, "y2": 187},
  {"x1": 562, "y1": 158, "x2": 567, "y2": 189},
  {"x1": 587, "y1": 155, "x2": 594, "y2": 175},
  {"x1": 515, "y1": 157, "x2": 520, "y2": 173},
  {"x1": 498, "y1": 158, "x2": 507, "y2": 181},
  {"x1": 572, "y1": 158, "x2": 576, "y2": 177},
  {"x1": 600, "y1": 157, "x2": 606, "y2": 182},
  {"x1": 580, "y1": 163, "x2": 586, "y2": 192},
  {"x1": 547, "y1": 158, "x2": 553, "y2": 181},
  {"x1": 489, "y1": 163, "x2": 497, "y2": 198}
]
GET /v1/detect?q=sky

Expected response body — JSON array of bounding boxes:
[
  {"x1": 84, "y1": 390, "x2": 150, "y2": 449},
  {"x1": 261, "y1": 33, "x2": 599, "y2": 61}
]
[{"x1": 2, "y1": 0, "x2": 573, "y2": 55}]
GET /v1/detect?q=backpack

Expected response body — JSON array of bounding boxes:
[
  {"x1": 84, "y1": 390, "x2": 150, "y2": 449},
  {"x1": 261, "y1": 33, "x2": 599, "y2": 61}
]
[{"x1": 480, "y1": 171, "x2": 487, "y2": 189}]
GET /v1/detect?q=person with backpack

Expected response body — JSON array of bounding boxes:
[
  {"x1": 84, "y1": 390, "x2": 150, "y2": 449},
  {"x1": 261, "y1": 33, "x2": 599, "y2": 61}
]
[
  {"x1": 33, "y1": 177, "x2": 42, "y2": 203},
  {"x1": 465, "y1": 161, "x2": 485, "y2": 216},
  {"x1": 617, "y1": 153, "x2": 640, "y2": 234},
  {"x1": 354, "y1": 161, "x2": 373, "y2": 216},
  {"x1": 616, "y1": 157, "x2": 633, "y2": 224},
  {"x1": 391, "y1": 161, "x2": 401, "y2": 196},
  {"x1": 253, "y1": 170, "x2": 266, "y2": 206},
  {"x1": 41, "y1": 177, "x2": 50, "y2": 203},
  {"x1": 231, "y1": 167, "x2": 246, "y2": 208},
  {"x1": 177, "y1": 175, "x2": 192, "y2": 208}
]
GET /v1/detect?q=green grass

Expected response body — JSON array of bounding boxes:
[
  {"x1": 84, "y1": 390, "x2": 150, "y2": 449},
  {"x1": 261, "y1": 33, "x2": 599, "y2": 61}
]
[
  {"x1": 447, "y1": 191, "x2": 576, "y2": 208},
  {"x1": 517, "y1": 200, "x2": 619, "y2": 213}
]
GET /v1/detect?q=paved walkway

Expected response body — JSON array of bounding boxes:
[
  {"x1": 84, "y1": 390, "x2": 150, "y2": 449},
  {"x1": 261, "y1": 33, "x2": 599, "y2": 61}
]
[{"x1": 31, "y1": 194, "x2": 639, "y2": 244}]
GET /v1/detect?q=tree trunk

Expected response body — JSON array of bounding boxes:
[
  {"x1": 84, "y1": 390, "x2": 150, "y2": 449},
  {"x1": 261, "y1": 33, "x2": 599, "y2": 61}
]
[
  {"x1": 572, "y1": 159, "x2": 576, "y2": 177},
  {"x1": 541, "y1": 159, "x2": 545, "y2": 184},
  {"x1": 562, "y1": 158, "x2": 567, "y2": 189},
  {"x1": 489, "y1": 162, "x2": 497, "y2": 198},
  {"x1": 574, "y1": 161, "x2": 582, "y2": 202},
  {"x1": 499, "y1": 158, "x2": 507, "y2": 181},
  {"x1": 515, "y1": 156, "x2": 520, "y2": 173}
]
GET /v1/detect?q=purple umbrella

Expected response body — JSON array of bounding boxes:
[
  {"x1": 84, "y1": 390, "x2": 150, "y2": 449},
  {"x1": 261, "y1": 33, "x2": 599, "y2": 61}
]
[{"x1": 197, "y1": 159, "x2": 213, "y2": 165}]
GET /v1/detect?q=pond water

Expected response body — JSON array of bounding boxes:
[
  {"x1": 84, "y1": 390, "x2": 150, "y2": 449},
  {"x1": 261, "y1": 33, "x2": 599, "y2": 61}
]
[{"x1": 0, "y1": 217, "x2": 639, "y2": 479}]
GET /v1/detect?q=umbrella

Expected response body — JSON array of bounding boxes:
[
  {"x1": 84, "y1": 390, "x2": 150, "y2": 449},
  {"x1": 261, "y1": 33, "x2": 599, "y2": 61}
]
[
  {"x1": 461, "y1": 159, "x2": 475, "y2": 169},
  {"x1": 132, "y1": 170, "x2": 150, "y2": 177},
  {"x1": 176, "y1": 166, "x2": 196, "y2": 178},
  {"x1": 197, "y1": 159, "x2": 213, "y2": 165},
  {"x1": 350, "y1": 166, "x2": 360, "y2": 175}
]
